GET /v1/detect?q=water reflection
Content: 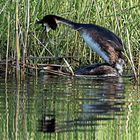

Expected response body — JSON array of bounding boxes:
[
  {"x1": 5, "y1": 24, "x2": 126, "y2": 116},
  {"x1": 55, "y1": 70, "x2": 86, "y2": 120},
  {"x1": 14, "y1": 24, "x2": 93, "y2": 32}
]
[
  {"x1": 38, "y1": 76, "x2": 125, "y2": 133},
  {"x1": 0, "y1": 75, "x2": 139, "y2": 139},
  {"x1": 38, "y1": 114, "x2": 56, "y2": 133}
]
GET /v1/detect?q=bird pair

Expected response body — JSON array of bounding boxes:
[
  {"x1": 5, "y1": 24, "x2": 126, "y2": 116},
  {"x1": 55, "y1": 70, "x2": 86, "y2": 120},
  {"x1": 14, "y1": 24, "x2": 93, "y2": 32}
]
[{"x1": 37, "y1": 15, "x2": 125, "y2": 76}]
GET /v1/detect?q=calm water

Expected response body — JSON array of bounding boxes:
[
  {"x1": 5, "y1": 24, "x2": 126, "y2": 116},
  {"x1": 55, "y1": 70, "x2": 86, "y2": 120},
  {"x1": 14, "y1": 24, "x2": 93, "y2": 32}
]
[{"x1": 0, "y1": 75, "x2": 139, "y2": 140}]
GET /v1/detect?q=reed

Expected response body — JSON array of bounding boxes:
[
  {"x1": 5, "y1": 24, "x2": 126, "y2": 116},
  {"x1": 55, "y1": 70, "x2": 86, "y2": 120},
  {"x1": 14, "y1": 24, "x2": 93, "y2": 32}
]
[
  {"x1": 15, "y1": 0, "x2": 20, "y2": 72},
  {"x1": 5, "y1": 12, "x2": 10, "y2": 82},
  {"x1": 0, "y1": 0, "x2": 139, "y2": 78},
  {"x1": 22, "y1": 0, "x2": 30, "y2": 73}
]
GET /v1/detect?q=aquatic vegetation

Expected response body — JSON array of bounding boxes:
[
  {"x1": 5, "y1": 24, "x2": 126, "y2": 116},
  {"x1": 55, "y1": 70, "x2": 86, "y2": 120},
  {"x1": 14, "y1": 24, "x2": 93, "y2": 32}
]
[{"x1": 0, "y1": 0, "x2": 139, "y2": 79}]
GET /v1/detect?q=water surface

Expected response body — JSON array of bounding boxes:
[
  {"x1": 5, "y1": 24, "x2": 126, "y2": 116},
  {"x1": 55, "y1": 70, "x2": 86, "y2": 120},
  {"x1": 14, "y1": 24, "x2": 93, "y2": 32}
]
[{"x1": 0, "y1": 75, "x2": 139, "y2": 140}]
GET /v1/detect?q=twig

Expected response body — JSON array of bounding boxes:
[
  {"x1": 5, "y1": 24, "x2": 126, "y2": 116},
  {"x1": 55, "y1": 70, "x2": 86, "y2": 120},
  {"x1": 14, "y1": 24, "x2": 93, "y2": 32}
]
[
  {"x1": 42, "y1": 69, "x2": 71, "y2": 76},
  {"x1": 63, "y1": 58, "x2": 74, "y2": 75},
  {"x1": 31, "y1": 33, "x2": 54, "y2": 56},
  {"x1": 126, "y1": 28, "x2": 138, "y2": 82},
  {"x1": 29, "y1": 55, "x2": 78, "y2": 60}
]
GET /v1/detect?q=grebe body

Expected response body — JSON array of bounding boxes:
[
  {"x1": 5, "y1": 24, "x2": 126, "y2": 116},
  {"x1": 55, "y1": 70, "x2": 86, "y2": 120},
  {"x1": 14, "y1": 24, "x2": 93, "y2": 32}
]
[{"x1": 37, "y1": 15, "x2": 125, "y2": 76}]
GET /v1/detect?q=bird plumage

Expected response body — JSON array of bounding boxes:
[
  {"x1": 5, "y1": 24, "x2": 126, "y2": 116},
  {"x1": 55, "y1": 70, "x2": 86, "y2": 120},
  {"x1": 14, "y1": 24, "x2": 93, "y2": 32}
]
[{"x1": 37, "y1": 15, "x2": 125, "y2": 75}]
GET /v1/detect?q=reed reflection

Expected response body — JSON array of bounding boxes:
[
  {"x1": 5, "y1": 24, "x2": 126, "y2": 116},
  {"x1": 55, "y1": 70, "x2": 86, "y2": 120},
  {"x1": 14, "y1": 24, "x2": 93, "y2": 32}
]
[{"x1": 38, "y1": 77, "x2": 125, "y2": 133}]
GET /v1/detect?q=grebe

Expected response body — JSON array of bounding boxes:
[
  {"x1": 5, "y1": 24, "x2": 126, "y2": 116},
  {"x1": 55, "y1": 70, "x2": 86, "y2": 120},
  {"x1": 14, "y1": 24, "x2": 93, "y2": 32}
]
[{"x1": 37, "y1": 15, "x2": 125, "y2": 76}]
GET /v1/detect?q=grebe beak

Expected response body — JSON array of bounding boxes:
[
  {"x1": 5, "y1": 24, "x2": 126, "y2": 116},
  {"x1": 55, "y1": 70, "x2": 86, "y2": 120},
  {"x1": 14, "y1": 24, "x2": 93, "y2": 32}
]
[
  {"x1": 36, "y1": 20, "x2": 51, "y2": 33},
  {"x1": 44, "y1": 23, "x2": 51, "y2": 33}
]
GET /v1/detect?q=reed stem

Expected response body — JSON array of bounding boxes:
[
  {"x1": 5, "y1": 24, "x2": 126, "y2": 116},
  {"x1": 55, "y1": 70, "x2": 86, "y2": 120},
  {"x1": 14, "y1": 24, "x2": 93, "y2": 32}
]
[
  {"x1": 126, "y1": 28, "x2": 138, "y2": 82},
  {"x1": 22, "y1": 0, "x2": 30, "y2": 75},
  {"x1": 5, "y1": 13, "x2": 10, "y2": 82},
  {"x1": 15, "y1": 0, "x2": 20, "y2": 72}
]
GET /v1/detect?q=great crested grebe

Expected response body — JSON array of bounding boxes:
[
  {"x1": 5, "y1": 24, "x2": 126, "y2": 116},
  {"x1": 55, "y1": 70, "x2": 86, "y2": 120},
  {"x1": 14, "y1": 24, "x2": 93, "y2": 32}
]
[{"x1": 37, "y1": 15, "x2": 125, "y2": 76}]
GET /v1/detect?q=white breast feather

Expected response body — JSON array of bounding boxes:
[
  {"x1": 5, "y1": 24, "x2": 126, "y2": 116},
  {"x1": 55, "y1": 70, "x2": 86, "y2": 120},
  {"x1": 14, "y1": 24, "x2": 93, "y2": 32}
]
[
  {"x1": 82, "y1": 32, "x2": 110, "y2": 63},
  {"x1": 44, "y1": 23, "x2": 51, "y2": 32}
]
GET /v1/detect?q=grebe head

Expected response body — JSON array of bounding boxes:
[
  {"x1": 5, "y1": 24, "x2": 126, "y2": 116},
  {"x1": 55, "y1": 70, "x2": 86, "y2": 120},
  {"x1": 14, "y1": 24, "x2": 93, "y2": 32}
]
[{"x1": 37, "y1": 15, "x2": 58, "y2": 32}]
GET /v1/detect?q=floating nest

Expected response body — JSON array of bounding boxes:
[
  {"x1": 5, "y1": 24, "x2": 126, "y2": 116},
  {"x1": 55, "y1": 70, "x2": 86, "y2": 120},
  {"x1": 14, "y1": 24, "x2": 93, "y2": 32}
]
[{"x1": 0, "y1": 57, "x2": 128, "y2": 78}]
